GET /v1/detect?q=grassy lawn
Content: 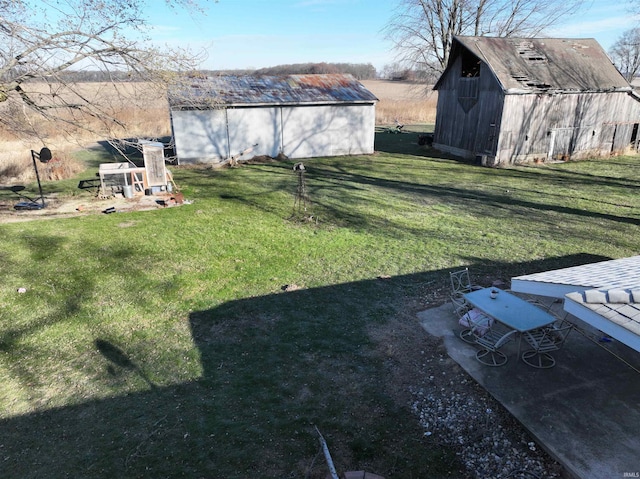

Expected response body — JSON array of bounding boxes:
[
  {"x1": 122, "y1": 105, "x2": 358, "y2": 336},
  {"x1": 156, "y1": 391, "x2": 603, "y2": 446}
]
[{"x1": 0, "y1": 127, "x2": 639, "y2": 478}]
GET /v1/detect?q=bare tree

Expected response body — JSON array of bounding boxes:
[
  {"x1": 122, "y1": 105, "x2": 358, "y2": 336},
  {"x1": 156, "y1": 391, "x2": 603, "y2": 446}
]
[
  {"x1": 0, "y1": 0, "x2": 209, "y2": 143},
  {"x1": 385, "y1": 0, "x2": 585, "y2": 75},
  {"x1": 610, "y1": 28, "x2": 640, "y2": 83}
]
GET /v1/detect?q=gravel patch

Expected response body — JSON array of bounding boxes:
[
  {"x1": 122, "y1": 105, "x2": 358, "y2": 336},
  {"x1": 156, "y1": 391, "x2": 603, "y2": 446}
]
[
  {"x1": 410, "y1": 351, "x2": 563, "y2": 479},
  {"x1": 363, "y1": 284, "x2": 568, "y2": 478}
]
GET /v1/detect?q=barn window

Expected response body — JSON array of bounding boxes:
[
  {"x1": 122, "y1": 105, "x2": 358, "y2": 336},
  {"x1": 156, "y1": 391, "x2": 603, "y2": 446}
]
[
  {"x1": 460, "y1": 49, "x2": 480, "y2": 77},
  {"x1": 457, "y1": 49, "x2": 480, "y2": 111}
]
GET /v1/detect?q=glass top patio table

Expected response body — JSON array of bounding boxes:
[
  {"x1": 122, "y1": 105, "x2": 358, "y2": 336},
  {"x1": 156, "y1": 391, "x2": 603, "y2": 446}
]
[{"x1": 463, "y1": 288, "x2": 557, "y2": 332}]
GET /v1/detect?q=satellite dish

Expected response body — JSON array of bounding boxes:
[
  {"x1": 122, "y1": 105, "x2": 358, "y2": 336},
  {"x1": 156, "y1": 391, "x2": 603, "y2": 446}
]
[{"x1": 39, "y1": 147, "x2": 52, "y2": 163}]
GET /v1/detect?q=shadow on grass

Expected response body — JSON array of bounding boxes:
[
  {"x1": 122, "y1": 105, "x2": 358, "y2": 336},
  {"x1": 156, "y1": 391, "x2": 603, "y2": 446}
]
[
  {"x1": 0, "y1": 253, "x2": 609, "y2": 478},
  {"x1": 374, "y1": 129, "x2": 474, "y2": 164},
  {"x1": 178, "y1": 157, "x2": 640, "y2": 236},
  {"x1": 374, "y1": 130, "x2": 640, "y2": 190},
  {"x1": 169, "y1": 143, "x2": 640, "y2": 248},
  {"x1": 95, "y1": 339, "x2": 157, "y2": 390},
  {"x1": 306, "y1": 164, "x2": 640, "y2": 227}
]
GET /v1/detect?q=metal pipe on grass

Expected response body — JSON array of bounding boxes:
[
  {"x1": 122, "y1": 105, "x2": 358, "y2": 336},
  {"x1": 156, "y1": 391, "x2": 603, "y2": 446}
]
[{"x1": 315, "y1": 426, "x2": 339, "y2": 479}]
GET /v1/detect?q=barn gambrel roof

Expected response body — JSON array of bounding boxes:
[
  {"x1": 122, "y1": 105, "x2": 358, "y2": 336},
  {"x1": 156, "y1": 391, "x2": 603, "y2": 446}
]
[
  {"x1": 435, "y1": 36, "x2": 632, "y2": 94},
  {"x1": 169, "y1": 73, "x2": 378, "y2": 110}
]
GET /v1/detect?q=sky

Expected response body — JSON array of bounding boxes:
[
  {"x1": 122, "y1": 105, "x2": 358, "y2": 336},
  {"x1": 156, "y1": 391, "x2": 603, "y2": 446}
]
[{"x1": 143, "y1": 0, "x2": 640, "y2": 73}]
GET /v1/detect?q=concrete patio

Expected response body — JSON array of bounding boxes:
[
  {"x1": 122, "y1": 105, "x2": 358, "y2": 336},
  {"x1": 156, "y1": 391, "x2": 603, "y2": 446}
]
[{"x1": 418, "y1": 302, "x2": 640, "y2": 479}]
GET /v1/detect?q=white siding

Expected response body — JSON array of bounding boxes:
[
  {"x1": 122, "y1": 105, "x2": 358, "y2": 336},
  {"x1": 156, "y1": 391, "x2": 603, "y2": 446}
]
[
  {"x1": 172, "y1": 103, "x2": 376, "y2": 164},
  {"x1": 227, "y1": 107, "x2": 282, "y2": 159},
  {"x1": 171, "y1": 109, "x2": 229, "y2": 163},
  {"x1": 282, "y1": 104, "x2": 375, "y2": 159}
]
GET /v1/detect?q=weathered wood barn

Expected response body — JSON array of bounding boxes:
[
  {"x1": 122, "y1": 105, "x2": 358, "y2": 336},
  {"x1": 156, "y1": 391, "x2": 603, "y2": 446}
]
[
  {"x1": 168, "y1": 74, "x2": 378, "y2": 164},
  {"x1": 433, "y1": 36, "x2": 640, "y2": 166}
]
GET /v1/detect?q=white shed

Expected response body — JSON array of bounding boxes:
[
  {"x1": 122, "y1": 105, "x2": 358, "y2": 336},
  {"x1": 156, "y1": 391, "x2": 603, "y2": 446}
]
[{"x1": 168, "y1": 74, "x2": 378, "y2": 165}]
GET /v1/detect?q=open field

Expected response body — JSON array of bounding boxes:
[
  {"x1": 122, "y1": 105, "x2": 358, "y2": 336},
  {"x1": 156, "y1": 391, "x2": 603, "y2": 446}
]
[
  {"x1": 0, "y1": 128, "x2": 638, "y2": 477},
  {"x1": 0, "y1": 82, "x2": 170, "y2": 183},
  {"x1": 362, "y1": 79, "x2": 437, "y2": 125},
  {"x1": 0, "y1": 80, "x2": 435, "y2": 184}
]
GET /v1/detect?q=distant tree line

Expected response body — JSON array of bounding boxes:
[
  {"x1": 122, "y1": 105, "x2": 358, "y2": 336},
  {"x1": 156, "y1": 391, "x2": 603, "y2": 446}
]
[
  {"x1": 251, "y1": 62, "x2": 377, "y2": 79},
  {"x1": 56, "y1": 70, "x2": 144, "y2": 82},
  {"x1": 379, "y1": 63, "x2": 439, "y2": 83},
  {"x1": 32, "y1": 63, "x2": 441, "y2": 84},
  {"x1": 4, "y1": 69, "x2": 151, "y2": 83},
  {"x1": 32, "y1": 62, "x2": 378, "y2": 83}
]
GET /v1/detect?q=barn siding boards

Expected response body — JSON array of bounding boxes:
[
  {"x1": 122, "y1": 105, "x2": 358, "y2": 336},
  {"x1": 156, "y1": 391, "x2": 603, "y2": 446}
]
[
  {"x1": 434, "y1": 56, "x2": 505, "y2": 160},
  {"x1": 168, "y1": 74, "x2": 378, "y2": 165},
  {"x1": 433, "y1": 36, "x2": 640, "y2": 166},
  {"x1": 500, "y1": 91, "x2": 640, "y2": 162}
]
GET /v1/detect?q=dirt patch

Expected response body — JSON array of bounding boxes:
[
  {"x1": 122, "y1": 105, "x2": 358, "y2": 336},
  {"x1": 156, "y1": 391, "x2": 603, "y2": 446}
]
[{"x1": 0, "y1": 191, "x2": 186, "y2": 223}]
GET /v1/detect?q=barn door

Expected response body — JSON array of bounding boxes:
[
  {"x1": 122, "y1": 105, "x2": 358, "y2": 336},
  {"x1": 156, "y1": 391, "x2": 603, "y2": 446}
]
[
  {"x1": 547, "y1": 128, "x2": 575, "y2": 161},
  {"x1": 631, "y1": 123, "x2": 639, "y2": 151},
  {"x1": 546, "y1": 130, "x2": 556, "y2": 161},
  {"x1": 485, "y1": 123, "x2": 498, "y2": 153},
  {"x1": 600, "y1": 124, "x2": 616, "y2": 153},
  {"x1": 611, "y1": 123, "x2": 634, "y2": 153}
]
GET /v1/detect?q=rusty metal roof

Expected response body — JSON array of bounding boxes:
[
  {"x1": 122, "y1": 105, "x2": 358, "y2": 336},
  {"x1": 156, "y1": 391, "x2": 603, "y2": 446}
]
[
  {"x1": 169, "y1": 73, "x2": 378, "y2": 109},
  {"x1": 436, "y1": 36, "x2": 632, "y2": 94}
]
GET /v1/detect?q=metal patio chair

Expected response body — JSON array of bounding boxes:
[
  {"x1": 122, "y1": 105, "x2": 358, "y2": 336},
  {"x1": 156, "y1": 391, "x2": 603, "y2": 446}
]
[
  {"x1": 449, "y1": 268, "x2": 482, "y2": 342},
  {"x1": 450, "y1": 268, "x2": 481, "y2": 297},
  {"x1": 521, "y1": 320, "x2": 574, "y2": 368},
  {"x1": 472, "y1": 321, "x2": 518, "y2": 366}
]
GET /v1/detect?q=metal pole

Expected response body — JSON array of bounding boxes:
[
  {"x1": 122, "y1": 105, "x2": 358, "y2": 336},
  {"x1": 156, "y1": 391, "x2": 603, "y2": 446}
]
[{"x1": 30, "y1": 150, "x2": 45, "y2": 207}]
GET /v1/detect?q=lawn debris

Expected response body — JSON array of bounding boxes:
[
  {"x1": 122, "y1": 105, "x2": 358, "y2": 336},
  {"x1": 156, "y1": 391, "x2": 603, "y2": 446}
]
[
  {"x1": 281, "y1": 284, "x2": 300, "y2": 292},
  {"x1": 156, "y1": 194, "x2": 185, "y2": 208}
]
